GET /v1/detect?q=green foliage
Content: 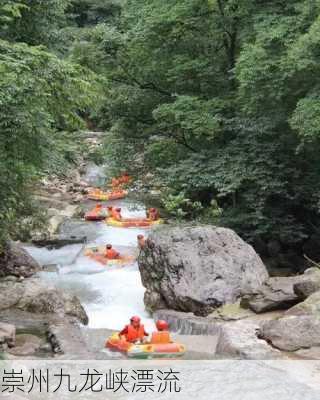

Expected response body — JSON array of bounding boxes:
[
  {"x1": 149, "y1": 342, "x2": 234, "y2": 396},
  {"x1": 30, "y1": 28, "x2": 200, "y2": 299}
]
[
  {"x1": 162, "y1": 192, "x2": 203, "y2": 220},
  {"x1": 3, "y1": 0, "x2": 320, "y2": 257},
  {"x1": 0, "y1": 39, "x2": 97, "y2": 244},
  {"x1": 0, "y1": 0, "x2": 72, "y2": 48},
  {"x1": 86, "y1": 0, "x2": 320, "y2": 251},
  {"x1": 67, "y1": 0, "x2": 122, "y2": 27}
]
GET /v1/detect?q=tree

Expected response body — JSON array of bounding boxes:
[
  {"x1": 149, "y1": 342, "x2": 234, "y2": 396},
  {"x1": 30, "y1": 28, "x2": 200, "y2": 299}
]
[
  {"x1": 0, "y1": 39, "x2": 96, "y2": 244},
  {"x1": 88, "y1": 0, "x2": 320, "y2": 256}
]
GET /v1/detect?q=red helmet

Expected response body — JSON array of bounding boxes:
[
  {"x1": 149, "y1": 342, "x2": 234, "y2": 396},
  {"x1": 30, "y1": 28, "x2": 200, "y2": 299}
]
[
  {"x1": 156, "y1": 320, "x2": 169, "y2": 331},
  {"x1": 116, "y1": 207, "x2": 121, "y2": 212},
  {"x1": 130, "y1": 316, "x2": 141, "y2": 323}
]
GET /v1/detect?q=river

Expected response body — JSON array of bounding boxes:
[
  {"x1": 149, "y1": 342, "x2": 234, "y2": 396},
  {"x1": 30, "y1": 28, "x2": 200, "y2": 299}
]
[{"x1": 25, "y1": 198, "x2": 156, "y2": 334}]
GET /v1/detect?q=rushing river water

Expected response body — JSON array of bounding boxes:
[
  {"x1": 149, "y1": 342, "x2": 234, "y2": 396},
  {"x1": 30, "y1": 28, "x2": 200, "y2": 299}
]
[{"x1": 25, "y1": 198, "x2": 156, "y2": 333}]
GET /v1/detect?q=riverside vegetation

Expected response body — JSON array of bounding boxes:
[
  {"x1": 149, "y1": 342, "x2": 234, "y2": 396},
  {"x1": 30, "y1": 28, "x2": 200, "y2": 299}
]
[{"x1": 2, "y1": 0, "x2": 320, "y2": 268}]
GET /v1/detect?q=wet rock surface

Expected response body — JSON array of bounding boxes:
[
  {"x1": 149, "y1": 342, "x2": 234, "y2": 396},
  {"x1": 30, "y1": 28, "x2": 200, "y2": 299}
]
[
  {"x1": 154, "y1": 309, "x2": 222, "y2": 335},
  {"x1": 58, "y1": 219, "x2": 101, "y2": 242},
  {"x1": 47, "y1": 319, "x2": 94, "y2": 359},
  {"x1": 261, "y1": 315, "x2": 320, "y2": 351},
  {"x1": 0, "y1": 241, "x2": 41, "y2": 278},
  {"x1": 32, "y1": 234, "x2": 87, "y2": 249},
  {"x1": 0, "y1": 277, "x2": 88, "y2": 324},
  {"x1": 139, "y1": 226, "x2": 269, "y2": 316}
]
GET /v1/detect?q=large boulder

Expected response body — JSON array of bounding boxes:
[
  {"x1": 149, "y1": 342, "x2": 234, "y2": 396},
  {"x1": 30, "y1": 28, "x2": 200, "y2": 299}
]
[
  {"x1": 286, "y1": 290, "x2": 320, "y2": 317},
  {"x1": 293, "y1": 268, "x2": 320, "y2": 299},
  {"x1": 241, "y1": 268, "x2": 320, "y2": 313},
  {"x1": 0, "y1": 241, "x2": 41, "y2": 278},
  {"x1": 0, "y1": 278, "x2": 88, "y2": 325},
  {"x1": 261, "y1": 315, "x2": 320, "y2": 351},
  {"x1": 216, "y1": 320, "x2": 282, "y2": 359},
  {"x1": 241, "y1": 276, "x2": 301, "y2": 313},
  {"x1": 138, "y1": 226, "x2": 269, "y2": 316},
  {"x1": 254, "y1": 280, "x2": 320, "y2": 353}
]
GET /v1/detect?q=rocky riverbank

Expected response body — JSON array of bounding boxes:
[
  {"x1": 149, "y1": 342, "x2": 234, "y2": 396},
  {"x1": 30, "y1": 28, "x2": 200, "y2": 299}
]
[
  {"x1": 0, "y1": 132, "x2": 107, "y2": 359},
  {"x1": 2, "y1": 132, "x2": 320, "y2": 361},
  {"x1": 0, "y1": 236, "x2": 91, "y2": 358},
  {"x1": 139, "y1": 225, "x2": 320, "y2": 360}
]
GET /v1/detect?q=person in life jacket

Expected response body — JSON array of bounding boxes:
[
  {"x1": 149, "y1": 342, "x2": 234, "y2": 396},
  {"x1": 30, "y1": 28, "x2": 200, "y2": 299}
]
[
  {"x1": 111, "y1": 177, "x2": 121, "y2": 189},
  {"x1": 121, "y1": 172, "x2": 132, "y2": 184},
  {"x1": 148, "y1": 208, "x2": 159, "y2": 221},
  {"x1": 111, "y1": 207, "x2": 122, "y2": 221},
  {"x1": 94, "y1": 203, "x2": 104, "y2": 216},
  {"x1": 150, "y1": 320, "x2": 171, "y2": 344},
  {"x1": 107, "y1": 206, "x2": 113, "y2": 217},
  {"x1": 105, "y1": 244, "x2": 120, "y2": 260},
  {"x1": 119, "y1": 316, "x2": 149, "y2": 343},
  {"x1": 137, "y1": 234, "x2": 146, "y2": 249}
]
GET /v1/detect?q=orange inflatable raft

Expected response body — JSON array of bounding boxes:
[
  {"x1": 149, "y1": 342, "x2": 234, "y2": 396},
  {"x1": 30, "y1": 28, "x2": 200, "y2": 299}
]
[
  {"x1": 105, "y1": 217, "x2": 164, "y2": 228},
  {"x1": 85, "y1": 207, "x2": 108, "y2": 221},
  {"x1": 84, "y1": 246, "x2": 135, "y2": 266},
  {"x1": 88, "y1": 189, "x2": 128, "y2": 201},
  {"x1": 106, "y1": 333, "x2": 185, "y2": 359}
]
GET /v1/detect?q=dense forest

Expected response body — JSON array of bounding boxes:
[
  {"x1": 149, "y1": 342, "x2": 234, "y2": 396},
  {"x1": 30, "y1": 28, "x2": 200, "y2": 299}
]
[{"x1": 2, "y1": 0, "x2": 320, "y2": 267}]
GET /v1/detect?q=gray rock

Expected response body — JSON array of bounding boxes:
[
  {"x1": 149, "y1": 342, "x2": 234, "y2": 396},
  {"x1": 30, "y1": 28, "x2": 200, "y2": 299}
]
[
  {"x1": 242, "y1": 269, "x2": 320, "y2": 313},
  {"x1": 0, "y1": 278, "x2": 88, "y2": 324},
  {"x1": 0, "y1": 280, "x2": 26, "y2": 310},
  {"x1": 8, "y1": 334, "x2": 43, "y2": 356},
  {"x1": 295, "y1": 347, "x2": 320, "y2": 359},
  {"x1": 47, "y1": 320, "x2": 93, "y2": 359},
  {"x1": 294, "y1": 268, "x2": 320, "y2": 299},
  {"x1": 261, "y1": 315, "x2": 320, "y2": 351},
  {"x1": 286, "y1": 291, "x2": 320, "y2": 316},
  {"x1": 0, "y1": 322, "x2": 15, "y2": 349},
  {"x1": 216, "y1": 320, "x2": 282, "y2": 359},
  {"x1": 139, "y1": 226, "x2": 268, "y2": 316},
  {"x1": 154, "y1": 309, "x2": 222, "y2": 335},
  {"x1": 241, "y1": 276, "x2": 302, "y2": 313},
  {"x1": 32, "y1": 234, "x2": 86, "y2": 249},
  {"x1": 144, "y1": 291, "x2": 167, "y2": 312},
  {"x1": 58, "y1": 219, "x2": 100, "y2": 242},
  {"x1": 0, "y1": 241, "x2": 41, "y2": 278}
]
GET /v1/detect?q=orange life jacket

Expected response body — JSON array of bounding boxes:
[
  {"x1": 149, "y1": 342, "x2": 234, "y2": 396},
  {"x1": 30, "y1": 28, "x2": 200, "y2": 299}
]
[
  {"x1": 149, "y1": 210, "x2": 159, "y2": 221},
  {"x1": 112, "y1": 178, "x2": 121, "y2": 188},
  {"x1": 105, "y1": 249, "x2": 119, "y2": 259},
  {"x1": 126, "y1": 324, "x2": 145, "y2": 342},
  {"x1": 150, "y1": 331, "x2": 171, "y2": 344},
  {"x1": 122, "y1": 175, "x2": 131, "y2": 183}
]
